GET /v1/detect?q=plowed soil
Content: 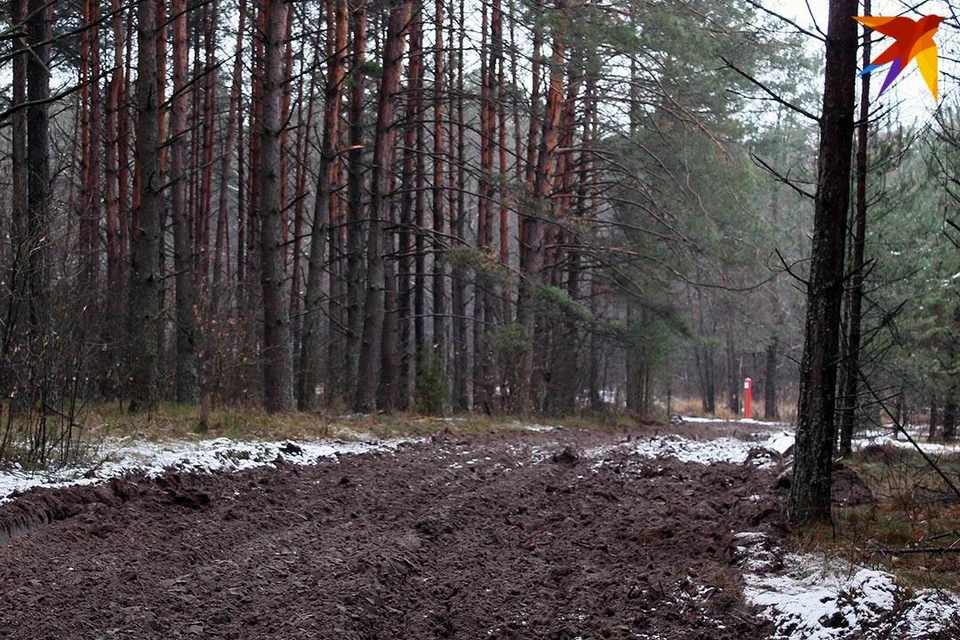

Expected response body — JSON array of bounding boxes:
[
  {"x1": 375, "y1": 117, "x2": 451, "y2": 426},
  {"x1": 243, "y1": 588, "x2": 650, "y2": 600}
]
[{"x1": 0, "y1": 428, "x2": 791, "y2": 639}]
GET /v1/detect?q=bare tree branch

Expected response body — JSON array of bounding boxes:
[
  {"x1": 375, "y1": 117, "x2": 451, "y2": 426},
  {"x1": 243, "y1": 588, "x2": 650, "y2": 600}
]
[{"x1": 721, "y1": 56, "x2": 821, "y2": 123}]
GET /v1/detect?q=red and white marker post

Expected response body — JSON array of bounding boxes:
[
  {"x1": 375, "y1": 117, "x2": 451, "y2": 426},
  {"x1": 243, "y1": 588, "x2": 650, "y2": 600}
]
[{"x1": 743, "y1": 377, "x2": 753, "y2": 420}]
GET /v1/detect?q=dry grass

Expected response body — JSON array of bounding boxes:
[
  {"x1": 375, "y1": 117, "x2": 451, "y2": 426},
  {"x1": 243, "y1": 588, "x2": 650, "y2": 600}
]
[
  {"x1": 78, "y1": 402, "x2": 637, "y2": 444},
  {"x1": 669, "y1": 395, "x2": 796, "y2": 422},
  {"x1": 84, "y1": 402, "x2": 336, "y2": 441}
]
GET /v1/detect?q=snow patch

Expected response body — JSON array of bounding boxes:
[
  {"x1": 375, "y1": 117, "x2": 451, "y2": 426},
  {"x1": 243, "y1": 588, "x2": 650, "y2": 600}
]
[
  {"x1": 733, "y1": 532, "x2": 960, "y2": 639},
  {"x1": 761, "y1": 431, "x2": 796, "y2": 456},
  {"x1": 679, "y1": 415, "x2": 791, "y2": 428},
  {"x1": 584, "y1": 431, "x2": 793, "y2": 468},
  {"x1": 853, "y1": 431, "x2": 959, "y2": 456},
  {"x1": 521, "y1": 424, "x2": 561, "y2": 433},
  {"x1": 0, "y1": 436, "x2": 420, "y2": 502}
]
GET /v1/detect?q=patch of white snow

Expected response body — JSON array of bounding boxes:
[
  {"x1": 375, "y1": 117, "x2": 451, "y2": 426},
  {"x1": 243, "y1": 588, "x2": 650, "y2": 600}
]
[
  {"x1": 733, "y1": 532, "x2": 960, "y2": 640},
  {"x1": 584, "y1": 431, "x2": 794, "y2": 468},
  {"x1": 0, "y1": 436, "x2": 421, "y2": 502}
]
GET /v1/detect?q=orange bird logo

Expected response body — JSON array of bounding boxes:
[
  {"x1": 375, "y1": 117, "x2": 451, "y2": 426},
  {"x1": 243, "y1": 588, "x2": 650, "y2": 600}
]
[{"x1": 853, "y1": 14, "x2": 944, "y2": 102}]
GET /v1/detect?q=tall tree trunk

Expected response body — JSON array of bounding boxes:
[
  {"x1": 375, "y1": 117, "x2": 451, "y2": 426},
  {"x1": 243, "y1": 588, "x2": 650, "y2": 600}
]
[
  {"x1": 764, "y1": 335, "x2": 778, "y2": 420},
  {"x1": 516, "y1": 1, "x2": 565, "y2": 414},
  {"x1": 153, "y1": 0, "x2": 169, "y2": 399},
  {"x1": 212, "y1": 0, "x2": 247, "y2": 314},
  {"x1": 119, "y1": 11, "x2": 133, "y2": 273},
  {"x1": 429, "y1": 0, "x2": 450, "y2": 407},
  {"x1": 587, "y1": 283, "x2": 603, "y2": 412},
  {"x1": 300, "y1": 0, "x2": 348, "y2": 410},
  {"x1": 128, "y1": 0, "x2": 163, "y2": 411},
  {"x1": 693, "y1": 290, "x2": 717, "y2": 415},
  {"x1": 523, "y1": 1, "x2": 542, "y2": 186},
  {"x1": 80, "y1": 0, "x2": 102, "y2": 301},
  {"x1": 395, "y1": 0, "x2": 424, "y2": 410},
  {"x1": 100, "y1": 0, "x2": 128, "y2": 398},
  {"x1": 290, "y1": 37, "x2": 319, "y2": 391},
  {"x1": 236, "y1": 78, "x2": 247, "y2": 307},
  {"x1": 496, "y1": 0, "x2": 510, "y2": 330},
  {"x1": 244, "y1": 3, "x2": 265, "y2": 314},
  {"x1": 790, "y1": 0, "x2": 858, "y2": 524},
  {"x1": 258, "y1": 0, "x2": 295, "y2": 413},
  {"x1": 725, "y1": 329, "x2": 740, "y2": 415},
  {"x1": 944, "y1": 400, "x2": 957, "y2": 441},
  {"x1": 424, "y1": 0, "x2": 443, "y2": 410},
  {"x1": 700, "y1": 348, "x2": 716, "y2": 414},
  {"x1": 345, "y1": 0, "x2": 369, "y2": 397},
  {"x1": 625, "y1": 305, "x2": 639, "y2": 414},
  {"x1": 473, "y1": 0, "x2": 492, "y2": 412},
  {"x1": 944, "y1": 305, "x2": 960, "y2": 441},
  {"x1": 170, "y1": 0, "x2": 200, "y2": 404},
  {"x1": 354, "y1": 0, "x2": 411, "y2": 412},
  {"x1": 544, "y1": 67, "x2": 582, "y2": 414},
  {"x1": 196, "y1": 0, "x2": 217, "y2": 285},
  {"x1": 838, "y1": 2, "x2": 871, "y2": 456},
  {"x1": 449, "y1": 0, "x2": 469, "y2": 410},
  {"x1": 26, "y1": 0, "x2": 52, "y2": 402},
  {"x1": 379, "y1": 194, "x2": 400, "y2": 412},
  {"x1": 278, "y1": 12, "x2": 295, "y2": 261},
  {"x1": 3, "y1": 0, "x2": 28, "y2": 404}
]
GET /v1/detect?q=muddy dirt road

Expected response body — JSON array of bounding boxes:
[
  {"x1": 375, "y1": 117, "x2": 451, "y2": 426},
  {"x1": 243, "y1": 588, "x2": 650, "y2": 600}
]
[{"x1": 0, "y1": 428, "x2": 788, "y2": 639}]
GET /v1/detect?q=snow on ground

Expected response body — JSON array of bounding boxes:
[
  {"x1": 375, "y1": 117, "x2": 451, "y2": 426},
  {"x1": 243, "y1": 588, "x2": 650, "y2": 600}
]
[
  {"x1": 583, "y1": 428, "x2": 797, "y2": 469},
  {"x1": 679, "y1": 416, "x2": 792, "y2": 428},
  {"x1": 732, "y1": 532, "x2": 960, "y2": 640},
  {"x1": 615, "y1": 433, "x2": 782, "y2": 466},
  {"x1": 0, "y1": 436, "x2": 419, "y2": 503},
  {"x1": 521, "y1": 423, "x2": 562, "y2": 433},
  {"x1": 853, "y1": 428, "x2": 960, "y2": 456}
]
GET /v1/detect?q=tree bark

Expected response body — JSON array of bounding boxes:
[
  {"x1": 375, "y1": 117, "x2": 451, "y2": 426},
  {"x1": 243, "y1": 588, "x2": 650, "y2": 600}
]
[
  {"x1": 764, "y1": 335, "x2": 778, "y2": 420},
  {"x1": 79, "y1": 0, "x2": 102, "y2": 299},
  {"x1": 790, "y1": 0, "x2": 858, "y2": 524},
  {"x1": 473, "y1": 0, "x2": 493, "y2": 412},
  {"x1": 200, "y1": 3, "x2": 218, "y2": 299},
  {"x1": 170, "y1": 0, "x2": 200, "y2": 404},
  {"x1": 26, "y1": 0, "x2": 52, "y2": 386},
  {"x1": 430, "y1": 0, "x2": 449, "y2": 407},
  {"x1": 944, "y1": 399, "x2": 957, "y2": 441},
  {"x1": 944, "y1": 305, "x2": 960, "y2": 441},
  {"x1": 128, "y1": 0, "x2": 163, "y2": 411},
  {"x1": 1, "y1": 0, "x2": 29, "y2": 408},
  {"x1": 427, "y1": 0, "x2": 444, "y2": 410},
  {"x1": 395, "y1": 0, "x2": 424, "y2": 410},
  {"x1": 345, "y1": 0, "x2": 369, "y2": 397},
  {"x1": 496, "y1": 0, "x2": 510, "y2": 328},
  {"x1": 516, "y1": 0, "x2": 565, "y2": 414},
  {"x1": 258, "y1": 0, "x2": 295, "y2": 413},
  {"x1": 449, "y1": 0, "x2": 469, "y2": 410},
  {"x1": 354, "y1": 0, "x2": 411, "y2": 412},
  {"x1": 726, "y1": 330, "x2": 740, "y2": 415},
  {"x1": 838, "y1": 2, "x2": 871, "y2": 456},
  {"x1": 379, "y1": 196, "x2": 400, "y2": 412},
  {"x1": 212, "y1": 0, "x2": 247, "y2": 313},
  {"x1": 300, "y1": 0, "x2": 348, "y2": 410}
]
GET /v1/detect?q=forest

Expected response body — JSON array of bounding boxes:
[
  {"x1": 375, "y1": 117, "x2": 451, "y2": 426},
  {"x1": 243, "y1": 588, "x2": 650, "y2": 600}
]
[
  {"x1": 0, "y1": 0, "x2": 957, "y2": 458},
  {"x1": 3, "y1": 2, "x2": 960, "y2": 635}
]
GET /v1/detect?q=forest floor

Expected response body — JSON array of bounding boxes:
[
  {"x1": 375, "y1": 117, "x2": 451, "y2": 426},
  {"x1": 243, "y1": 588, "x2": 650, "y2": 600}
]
[{"x1": 0, "y1": 419, "x2": 958, "y2": 639}]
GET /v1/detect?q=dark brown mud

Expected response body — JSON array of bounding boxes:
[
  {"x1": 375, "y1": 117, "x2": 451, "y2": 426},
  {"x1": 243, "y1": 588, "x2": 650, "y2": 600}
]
[{"x1": 0, "y1": 430, "x2": 790, "y2": 639}]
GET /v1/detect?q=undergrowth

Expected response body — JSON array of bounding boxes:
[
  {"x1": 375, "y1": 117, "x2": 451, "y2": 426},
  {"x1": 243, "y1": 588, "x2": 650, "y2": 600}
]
[
  {"x1": 797, "y1": 444, "x2": 960, "y2": 592},
  {"x1": 70, "y1": 402, "x2": 638, "y2": 443}
]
